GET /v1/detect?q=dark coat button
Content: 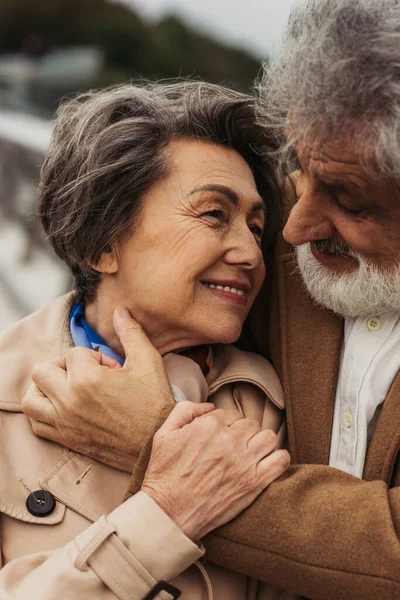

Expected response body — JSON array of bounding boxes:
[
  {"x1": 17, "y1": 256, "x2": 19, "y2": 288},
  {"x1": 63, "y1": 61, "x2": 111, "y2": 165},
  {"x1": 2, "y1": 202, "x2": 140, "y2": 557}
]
[{"x1": 26, "y1": 490, "x2": 56, "y2": 517}]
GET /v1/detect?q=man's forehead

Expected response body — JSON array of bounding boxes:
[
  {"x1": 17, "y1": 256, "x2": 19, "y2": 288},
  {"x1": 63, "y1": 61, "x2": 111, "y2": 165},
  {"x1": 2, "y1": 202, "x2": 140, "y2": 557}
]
[{"x1": 295, "y1": 139, "x2": 361, "y2": 167}]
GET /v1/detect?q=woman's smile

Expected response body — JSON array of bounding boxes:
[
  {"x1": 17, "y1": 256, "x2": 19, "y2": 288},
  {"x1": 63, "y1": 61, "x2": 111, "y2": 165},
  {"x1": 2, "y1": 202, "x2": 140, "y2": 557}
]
[{"x1": 201, "y1": 280, "x2": 249, "y2": 307}]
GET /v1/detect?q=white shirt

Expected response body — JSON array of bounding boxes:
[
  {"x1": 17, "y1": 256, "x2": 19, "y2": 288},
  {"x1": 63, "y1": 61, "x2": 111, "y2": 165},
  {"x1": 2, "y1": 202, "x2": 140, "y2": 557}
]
[{"x1": 329, "y1": 312, "x2": 400, "y2": 478}]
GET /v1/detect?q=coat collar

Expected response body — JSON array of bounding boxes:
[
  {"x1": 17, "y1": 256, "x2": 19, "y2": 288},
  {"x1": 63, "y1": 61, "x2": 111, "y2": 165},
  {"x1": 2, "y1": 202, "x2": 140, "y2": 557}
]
[
  {"x1": 263, "y1": 176, "x2": 344, "y2": 465},
  {"x1": 208, "y1": 345, "x2": 284, "y2": 410},
  {"x1": 363, "y1": 375, "x2": 400, "y2": 482},
  {"x1": 274, "y1": 252, "x2": 343, "y2": 465}
]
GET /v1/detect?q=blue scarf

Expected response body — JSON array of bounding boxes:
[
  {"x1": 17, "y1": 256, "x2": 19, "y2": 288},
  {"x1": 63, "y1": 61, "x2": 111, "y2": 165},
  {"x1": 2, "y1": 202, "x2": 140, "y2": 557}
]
[{"x1": 69, "y1": 303, "x2": 124, "y2": 365}]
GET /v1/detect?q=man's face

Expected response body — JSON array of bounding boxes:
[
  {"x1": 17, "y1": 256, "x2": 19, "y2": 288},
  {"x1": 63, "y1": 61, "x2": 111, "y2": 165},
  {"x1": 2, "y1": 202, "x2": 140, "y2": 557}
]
[{"x1": 283, "y1": 140, "x2": 400, "y2": 316}]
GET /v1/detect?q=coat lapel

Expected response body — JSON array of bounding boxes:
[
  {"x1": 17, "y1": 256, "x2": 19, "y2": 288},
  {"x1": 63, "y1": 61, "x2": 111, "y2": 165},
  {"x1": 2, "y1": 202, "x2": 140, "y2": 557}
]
[
  {"x1": 363, "y1": 372, "x2": 400, "y2": 483},
  {"x1": 275, "y1": 252, "x2": 343, "y2": 465}
]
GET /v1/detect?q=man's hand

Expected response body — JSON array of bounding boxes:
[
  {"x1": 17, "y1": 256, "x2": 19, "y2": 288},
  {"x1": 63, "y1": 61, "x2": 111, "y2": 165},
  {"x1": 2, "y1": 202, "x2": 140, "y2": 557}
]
[
  {"x1": 142, "y1": 401, "x2": 290, "y2": 540},
  {"x1": 21, "y1": 306, "x2": 175, "y2": 471}
]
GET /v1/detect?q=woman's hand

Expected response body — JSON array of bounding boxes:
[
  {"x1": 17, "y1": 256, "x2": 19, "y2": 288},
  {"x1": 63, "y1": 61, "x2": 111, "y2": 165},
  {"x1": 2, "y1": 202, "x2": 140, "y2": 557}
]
[
  {"x1": 142, "y1": 401, "x2": 290, "y2": 540},
  {"x1": 21, "y1": 306, "x2": 176, "y2": 471}
]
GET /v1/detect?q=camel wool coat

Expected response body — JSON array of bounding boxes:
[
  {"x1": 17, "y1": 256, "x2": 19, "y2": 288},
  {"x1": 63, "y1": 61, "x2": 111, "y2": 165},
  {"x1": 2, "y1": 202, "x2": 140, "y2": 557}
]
[{"x1": 0, "y1": 293, "x2": 287, "y2": 600}]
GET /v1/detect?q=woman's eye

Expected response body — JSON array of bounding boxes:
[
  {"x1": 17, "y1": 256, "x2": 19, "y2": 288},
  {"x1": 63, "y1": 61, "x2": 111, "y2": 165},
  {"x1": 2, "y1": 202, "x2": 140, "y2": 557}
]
[
  {"x1": 249, "y1": 225, "x2": 264, "y2": 241},
  {"x1": 203, "y1": 209, "x2": 225, "y2": 220}
]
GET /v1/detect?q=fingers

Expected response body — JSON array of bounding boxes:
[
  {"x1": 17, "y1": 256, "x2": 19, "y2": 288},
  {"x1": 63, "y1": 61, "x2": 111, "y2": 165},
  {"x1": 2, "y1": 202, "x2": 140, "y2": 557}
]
[
  {"x1": 65, "y1": 346, "x2": 110, "y2": 377},
  {"x1": 208, "y1": 408, "x2": 243, "y2": 427},
  {"x1": 257, "y1": 449, "x2": 291, "y2": 488},
  {"x1": 97, "y1": 352, "x2": 122, "y2": 369},
  {"x1": 32, "y1": 361, "x2": 67, "y2": 395},
  {"x1": 157, "y1": 401, "x2": 215, "y2": 436},
  {"x1": 83, "y1": 348, "x2": 122, "y2": 369},
  {"x1": 46, "y1": 357, "x2": 67, "y2": 370},
  {"x1": 247, "y1": 428, "x2": 278, "y2": 457},
  {"x1": 28, "y1": 418, "x2": 61, "y2": 444},
  {"x1": 113, "y1": 305, "x2": 160, "y2": 369},
  {"x1": 21, "y1": 384, "x2": 57, "y2": 426}
]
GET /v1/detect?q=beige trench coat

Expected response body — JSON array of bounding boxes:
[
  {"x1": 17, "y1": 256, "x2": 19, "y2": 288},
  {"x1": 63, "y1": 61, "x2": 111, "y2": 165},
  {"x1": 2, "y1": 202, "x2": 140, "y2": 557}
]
[{"x1": 0, "y1": 294, "x2": 286, "y2": 599}]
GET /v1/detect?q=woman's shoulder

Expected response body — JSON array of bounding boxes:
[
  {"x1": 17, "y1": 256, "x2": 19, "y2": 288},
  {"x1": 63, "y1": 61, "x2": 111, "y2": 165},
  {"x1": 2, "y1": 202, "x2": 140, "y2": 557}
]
[
  {"x1": 208, "y1": 344, "x2": 284, "y2": 410},
  {"x1": 0, "y1": 293, "x2": 75, "y2": 411}
]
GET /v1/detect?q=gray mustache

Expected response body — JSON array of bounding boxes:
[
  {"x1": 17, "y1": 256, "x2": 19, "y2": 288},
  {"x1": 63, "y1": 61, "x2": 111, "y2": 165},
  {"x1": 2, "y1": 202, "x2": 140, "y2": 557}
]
[{"x1": 311, "y1": 239, "x2": 353, "y2": 258}]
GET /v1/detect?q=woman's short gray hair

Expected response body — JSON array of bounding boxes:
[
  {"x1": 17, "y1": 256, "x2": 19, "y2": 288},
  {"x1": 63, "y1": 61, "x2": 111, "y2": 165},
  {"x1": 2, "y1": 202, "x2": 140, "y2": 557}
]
[
  {"x1": 38, "y1": 81, "x2": 281, "y2": 303},
  {"x1": 259, "y1": 0, "x2": 400, "y2": 178}
]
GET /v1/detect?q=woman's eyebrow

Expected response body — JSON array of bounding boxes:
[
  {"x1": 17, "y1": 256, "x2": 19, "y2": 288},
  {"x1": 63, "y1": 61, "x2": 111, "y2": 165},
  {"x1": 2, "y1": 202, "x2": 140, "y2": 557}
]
[{"x1": 189, "y1": 184, "x2": 264, "y2": 213}]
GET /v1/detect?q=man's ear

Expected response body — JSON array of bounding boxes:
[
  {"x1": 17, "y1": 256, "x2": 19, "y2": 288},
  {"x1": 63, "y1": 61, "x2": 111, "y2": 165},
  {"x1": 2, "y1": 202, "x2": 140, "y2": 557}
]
[{"x1": 89, "y1": 246, "x2": 119, "y2": 274}]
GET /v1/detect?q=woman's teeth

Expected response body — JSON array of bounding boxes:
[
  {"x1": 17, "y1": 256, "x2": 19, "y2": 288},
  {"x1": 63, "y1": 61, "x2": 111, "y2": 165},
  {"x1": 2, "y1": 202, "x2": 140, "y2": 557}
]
[{"x1": 203, "y1": 283, "x2": 245, "y2": 296}]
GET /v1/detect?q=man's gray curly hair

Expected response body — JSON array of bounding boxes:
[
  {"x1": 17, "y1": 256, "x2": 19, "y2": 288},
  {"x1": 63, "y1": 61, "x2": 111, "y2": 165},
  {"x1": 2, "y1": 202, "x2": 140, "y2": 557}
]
[{"x1": 259, "y1": 0, "x2": 400, "y2": 179}]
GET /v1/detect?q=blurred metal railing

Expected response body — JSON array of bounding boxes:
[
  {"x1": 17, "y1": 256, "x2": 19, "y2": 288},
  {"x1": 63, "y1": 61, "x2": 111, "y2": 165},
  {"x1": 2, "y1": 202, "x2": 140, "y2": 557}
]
[{"x1": 0, "y1": 109, "x2": 70, "y2": 329}]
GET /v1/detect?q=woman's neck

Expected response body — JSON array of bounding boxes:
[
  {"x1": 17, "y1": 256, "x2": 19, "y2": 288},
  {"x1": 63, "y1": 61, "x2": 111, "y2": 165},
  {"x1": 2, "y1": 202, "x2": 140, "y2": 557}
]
[{"x1": 84, "y1": 296, "x2": 206, "y2": 358}]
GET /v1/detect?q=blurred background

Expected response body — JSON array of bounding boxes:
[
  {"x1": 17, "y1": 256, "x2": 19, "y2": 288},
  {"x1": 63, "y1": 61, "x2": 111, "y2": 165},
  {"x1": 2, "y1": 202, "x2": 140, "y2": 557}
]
[{"x1": 0, "y1": 0, "x2": 297, "y2": 332}]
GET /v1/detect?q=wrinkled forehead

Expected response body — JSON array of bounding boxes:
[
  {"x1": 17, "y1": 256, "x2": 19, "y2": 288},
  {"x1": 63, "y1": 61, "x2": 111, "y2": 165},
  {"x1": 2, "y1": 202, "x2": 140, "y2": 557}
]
[
  {"x1": 292, "y1": 136, "x2": 382, "y2": 180},
  {"x1": 289, "y1": 122, "x2": 380, "y2": 168},
  {"x1": 293, "y1": 134, "x2": 358, "y2": 162}
]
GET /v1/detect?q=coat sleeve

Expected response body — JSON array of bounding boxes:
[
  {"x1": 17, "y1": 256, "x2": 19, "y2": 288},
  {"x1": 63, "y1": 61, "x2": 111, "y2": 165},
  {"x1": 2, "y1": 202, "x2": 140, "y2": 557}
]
[
  {"x1": 0, "y1": 491, "x2": 203, "y2": 599},
  {"x1": 203, "y1": 465, "x2": 400, "y2": 600}
]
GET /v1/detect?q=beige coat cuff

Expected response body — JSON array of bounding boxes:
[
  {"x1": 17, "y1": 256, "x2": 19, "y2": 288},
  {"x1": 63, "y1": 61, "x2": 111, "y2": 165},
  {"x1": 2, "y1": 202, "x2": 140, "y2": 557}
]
[
  {"x1": 74, "y1": 491, "x2": 204, "y2": 599},
  {"x1": 107, "y1": 491, "x2": 204, "y2": 580}
]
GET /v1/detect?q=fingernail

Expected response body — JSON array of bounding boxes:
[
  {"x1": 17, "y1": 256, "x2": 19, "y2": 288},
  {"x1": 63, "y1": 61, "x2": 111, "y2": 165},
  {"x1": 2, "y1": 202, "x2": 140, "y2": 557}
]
[{"x1": 118, "y1": 306, "x2": 131, "y2": 319}]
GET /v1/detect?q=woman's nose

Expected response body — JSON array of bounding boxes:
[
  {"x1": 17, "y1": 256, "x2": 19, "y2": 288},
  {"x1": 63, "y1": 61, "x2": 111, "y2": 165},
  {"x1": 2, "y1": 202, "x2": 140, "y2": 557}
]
[
  {"x1": 224, "y1": 228, "x2": 263, "y2": 269},
  {"x1": 283, "y1": 194, "x2": 335, "y2": 246}
]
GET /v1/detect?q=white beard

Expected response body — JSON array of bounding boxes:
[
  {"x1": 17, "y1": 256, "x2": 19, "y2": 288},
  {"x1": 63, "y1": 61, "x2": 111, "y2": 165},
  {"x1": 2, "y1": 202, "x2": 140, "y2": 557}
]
[{"x1": 295, "y1": 244, "x2": 400, "y2": 317}]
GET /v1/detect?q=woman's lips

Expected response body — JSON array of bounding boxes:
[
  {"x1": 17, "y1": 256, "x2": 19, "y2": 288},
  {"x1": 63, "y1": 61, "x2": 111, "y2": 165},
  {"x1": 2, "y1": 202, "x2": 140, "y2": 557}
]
[{"x1": 202, "y1": 282, "x2": 248, "y2": 307}]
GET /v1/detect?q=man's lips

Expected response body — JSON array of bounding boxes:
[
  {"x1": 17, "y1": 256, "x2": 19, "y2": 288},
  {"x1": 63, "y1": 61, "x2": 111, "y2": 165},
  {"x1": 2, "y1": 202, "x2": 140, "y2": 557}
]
[
  {"x1": 310, "y1": 244, "x2": 340, "y2": 263},
  {"x1": 310, "y1": 244, "x2": 354, "y2": 264}
]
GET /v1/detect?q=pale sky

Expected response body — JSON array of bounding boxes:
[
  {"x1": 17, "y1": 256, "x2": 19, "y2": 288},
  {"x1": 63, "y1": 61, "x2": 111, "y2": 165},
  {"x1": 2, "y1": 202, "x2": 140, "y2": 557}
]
[{"x1": 114, "y1": 0, "x2": 301, "y2": 59}]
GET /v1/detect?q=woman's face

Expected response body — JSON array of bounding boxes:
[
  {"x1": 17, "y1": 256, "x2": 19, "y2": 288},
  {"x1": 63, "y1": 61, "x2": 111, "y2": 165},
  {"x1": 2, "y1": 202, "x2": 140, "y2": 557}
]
[{"x1": 104, "y1": 139, "x2": 266, "y2": 354}]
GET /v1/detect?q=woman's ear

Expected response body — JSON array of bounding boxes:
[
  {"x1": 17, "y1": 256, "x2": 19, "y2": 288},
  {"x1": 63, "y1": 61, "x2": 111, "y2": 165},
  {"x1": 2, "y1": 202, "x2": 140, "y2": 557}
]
[{"x1": 89, "y1": 246, "x2": 119, "y2": 274}]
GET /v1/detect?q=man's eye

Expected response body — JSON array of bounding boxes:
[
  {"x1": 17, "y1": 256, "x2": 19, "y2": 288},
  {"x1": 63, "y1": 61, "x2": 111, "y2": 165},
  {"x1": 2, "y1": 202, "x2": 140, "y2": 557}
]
[
  {"x1": 339, "y1": 204, "x2": 364, "y2": 216},
  {"x1": 293, "y1": 156, "x2": 304, "y2": 173},
  {"x1": 329, "y1": 185, "x2": 364, "y2": 215}
]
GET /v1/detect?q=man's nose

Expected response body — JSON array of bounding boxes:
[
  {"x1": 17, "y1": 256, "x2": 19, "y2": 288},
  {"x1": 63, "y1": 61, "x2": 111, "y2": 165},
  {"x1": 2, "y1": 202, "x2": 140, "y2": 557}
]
[{"x1": 283, "y1": 194, "x2": 335, "y2": 246}]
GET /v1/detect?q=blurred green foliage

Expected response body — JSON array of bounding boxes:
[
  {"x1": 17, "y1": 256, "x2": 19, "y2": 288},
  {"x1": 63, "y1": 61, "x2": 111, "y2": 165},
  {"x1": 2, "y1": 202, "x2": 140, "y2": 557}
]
[{"x1": 0, "y1": 0, "x2": 263, "y2": 90}]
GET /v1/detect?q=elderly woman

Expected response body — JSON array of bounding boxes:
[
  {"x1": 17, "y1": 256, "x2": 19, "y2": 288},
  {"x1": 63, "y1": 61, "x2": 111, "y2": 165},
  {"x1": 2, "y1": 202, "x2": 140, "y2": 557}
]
[{"x1": 0, "y1": 82, "x2": 289, "y2": 599}]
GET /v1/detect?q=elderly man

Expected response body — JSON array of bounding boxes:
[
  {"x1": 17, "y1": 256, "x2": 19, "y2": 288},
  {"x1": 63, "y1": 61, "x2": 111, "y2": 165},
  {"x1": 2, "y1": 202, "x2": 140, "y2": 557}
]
[{"x1": 18, "y1": 0, "x2": 400, "y2": 598}]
